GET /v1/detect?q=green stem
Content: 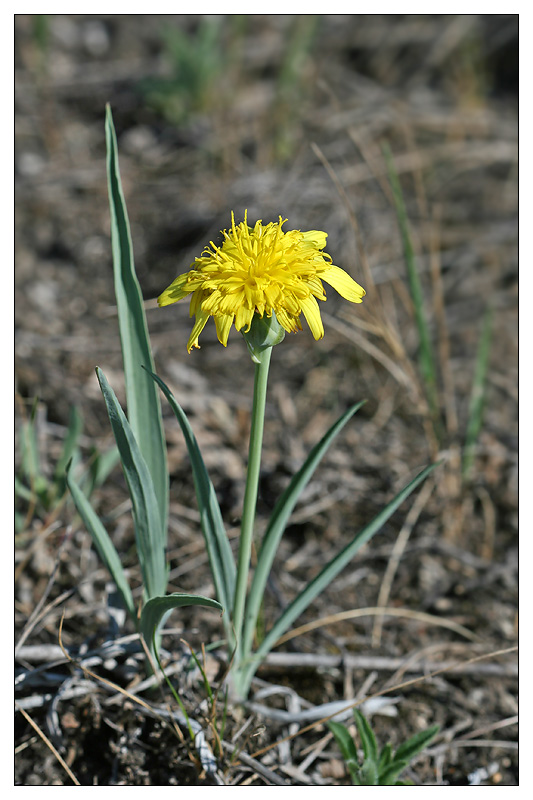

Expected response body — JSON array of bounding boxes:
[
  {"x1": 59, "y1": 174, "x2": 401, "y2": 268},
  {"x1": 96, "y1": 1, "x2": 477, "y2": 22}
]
[{"x1": 232, "y1": 347, "x2": 272, "y2": 665}]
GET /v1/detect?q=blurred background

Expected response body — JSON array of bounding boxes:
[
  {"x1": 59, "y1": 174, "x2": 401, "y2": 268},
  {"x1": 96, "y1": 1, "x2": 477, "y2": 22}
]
[{"x1": 15, "y1": 15, "x2": 518, "y2": 786}]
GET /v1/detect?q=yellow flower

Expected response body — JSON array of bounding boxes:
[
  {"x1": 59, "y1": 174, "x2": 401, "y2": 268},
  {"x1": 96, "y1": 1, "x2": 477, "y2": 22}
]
[{"x1": 158, "y1": 211, "x2": 365, "y2": 352}]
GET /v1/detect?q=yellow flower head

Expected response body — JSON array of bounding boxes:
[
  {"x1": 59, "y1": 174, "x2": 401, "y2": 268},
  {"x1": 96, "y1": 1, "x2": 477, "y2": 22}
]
[{"x1": 158, "y1": 211, "x2": 365, "y2": 352}]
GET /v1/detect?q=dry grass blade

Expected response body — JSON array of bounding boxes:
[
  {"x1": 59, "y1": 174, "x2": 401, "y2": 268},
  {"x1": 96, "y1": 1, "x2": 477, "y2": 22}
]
[
  {"x1": 372, "y1": 476, "x2": 436, "y2": 647},
  {"x1": 15, "y1": 702, "x2": 81, "y2": 786},
  {"x1": 274, "y1": 604, "x2": 478, "y2": 648}
]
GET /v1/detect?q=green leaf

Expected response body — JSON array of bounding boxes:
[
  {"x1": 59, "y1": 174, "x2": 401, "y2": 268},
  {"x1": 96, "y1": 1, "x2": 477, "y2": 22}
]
[
  {"x1": 328, "y1": 721, "x2": 360, "y2": 785},
  {"x1": 14, "y1": 476, "x2": 35, "y2": 504},
  {"x1": 20, "y1": 417, "x2": 48, "y2": 498},
  {"x1": 242, "y1": 402, "x2": 365, "y2": 659},
  {"x1": 105, "y1": 104, "x2": 168, "y2": 536},
  {"x1": 86, "y1": 445, "x2": 120, "y2": 494},
  {"x1": 66, "y1": 461, "x2": 136, "y2": 622},
  {"x1": 379, "y1": 759, "x2": 409, "y2": 785},
  {"x1": 54, "y1": 406, "x2": 83, "y2": 491},
  {"x1": 328, "y1": 720, "x2": 358, "y2": 762},
  {"x1": 140, "y1": 593, "x2": 223, "y2": 652},
  {"x1": 96, "y1": 367, "x2": 166, "y2": 600},
  {"x1": 241, "y1": 463, "x2": 438, "y2": 691},
  {"x1": 394, "y1": 724, "x2": 439, "y2": 763},
  {"x1": 359, "y1": 758, "x2": 379, "y2": 785},
  {"x1": 378, "y1": 742, "x2": 392, "y2": 771},
  {"x1": 383, "y1": 143, "x2": 440, "y2": 427},
  {"x1": 145, "y1": 368, "x2": 235, "y2": 619},
  {"x1": 353, "y1": 708, "x2": 378, "y2": 763},
  {"x1": 462, "y1": 307, "x2": 493, "y2": 480}
]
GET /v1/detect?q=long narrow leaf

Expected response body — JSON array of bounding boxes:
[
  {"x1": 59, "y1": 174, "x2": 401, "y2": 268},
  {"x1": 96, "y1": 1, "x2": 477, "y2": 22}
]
[
  {"x1": 241, "y1": 463, "x2": 438, "y2": 690},
  {"x1": 378, "y1": 759, "x2": 409, "y2": 786},
  {"x1": 394, "y1": 724, "x2": 439, "y2": 763},
  {"x1": 105, "y1": 104, "x2": 168, "y2": 535},
  {"x1": 96, "y1": 367, "x2": 166, "y2": 600},
  {"x1": 145, "y1": 368, "x2": 235, "y2": 619},
  {"x1": 383, "y1": 143, "x2": 440, "y2": 425},
  {"x1": 462, "y1": 307, "x2": 492, "y2": 480},
  {"x1": 20, "y1": 418, "x2": 48, "y2": 497},
  {"x1": 66, "y1": 462, "x2": 136, "y2": 622},
  {"x1": 353, "y1": 708, "x2": 378, "y2": 763},
  {"x1": 242, "y1": 402, "x2": 365, "y2": 657},
  {"x1": 54, "y1": 406, "x2": 83, "y2": 491},
  {"x1": 378, "y1": 743, "x2": 393, "y2": 771},
  {"x1": 140, "y1": 593, "x2": 223, "y2": 652},
  {"x1": 328, "y1": 721, "x2": 360, "y2": 784}
]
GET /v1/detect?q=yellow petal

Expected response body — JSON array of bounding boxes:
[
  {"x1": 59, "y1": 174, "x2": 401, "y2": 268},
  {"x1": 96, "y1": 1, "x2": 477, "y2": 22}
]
[
  {"x1": 301, "y1": 230, "x2": 328, "y2": 249},
  {"x1": 187, "y1": 310, "x2": 210, "y2": 352},
  {"x1": 235, "y1": 303, "x2": 255, "y2": 332},
  {"x1": 320, "y1": 265, "x2": 366, "y2": 303},
  {"x1": 299, "y1": 294, "x2": 324, "y2": 340},
  {"x1": 158, "y1": 274, "x2": 190, "y2": 306},
  {"x1": 214, "y1": 313, "x2": 234, "y2": 347}
]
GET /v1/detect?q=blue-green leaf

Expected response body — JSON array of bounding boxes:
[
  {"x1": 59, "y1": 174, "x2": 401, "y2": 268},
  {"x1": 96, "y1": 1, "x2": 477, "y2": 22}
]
[
  {"x1": 242, "y1": 402, "x2": 365, "y2": 658},
  {"x1": 383, "y1": 143, "x2": 439, "y2": 426},
  {"x1": 239, "y1": 463, "x2": 438, "y2": 693},
  {"x1": 96, "y1": 367, "x2": 166, "y2": 600},
  {"x1": 145, "y1": 368, "x2": 235, "y2": 621},
  {"x1": 140, "y1": 593, "x2": 223, "y2": 652},
  {"x1": 54, "y1": 406, "x2": 83, "y2": 493},
  {"x1": 66, "y1": 461, "x2": 136, "y2": 622},
  {"x1": 105, "y1": 104, "x2": 168, "y2": 536}
]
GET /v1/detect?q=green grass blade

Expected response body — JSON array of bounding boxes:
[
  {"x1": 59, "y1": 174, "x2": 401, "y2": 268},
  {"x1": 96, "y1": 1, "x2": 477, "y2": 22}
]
[
  {"x1": 462, "y1": 307, "x2": 493, "y2": 480},
  {"x1": 140, "y1": 593, "x2": 223, "y2": 653},
  {"x1": 383, "y1": 143, "x2": 440, "y2": 424},
  {"x1": 241, "y1": 463, "x2": 438, "y2": 691},
  {"x1": 20, "y1": 416, "x2": 48, "y2": 498},
  {"x1": 66, "y1": 461, "x2": 136, "y2": 622},
  {"x1": 105, "y1": 104, "x2": 168, "y2": 536},
  {"x1": 85, "y1": 446, "x2": 121, "y2": 495},
  {"x1": 242, "y1": 402, "x2": 365, "y2": 659},
  {"x1": 145, "y1": 368, "x2": 235, "y2": 619},
  {"x1": 96, "y1": 367, "x2": 166, "y2": 600},
  {"x1": 54, "y1": 406, "x2": 83, "y2": 491}
]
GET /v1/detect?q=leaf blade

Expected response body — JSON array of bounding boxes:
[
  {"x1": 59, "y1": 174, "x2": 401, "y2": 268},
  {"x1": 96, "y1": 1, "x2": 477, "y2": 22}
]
[
  {"x1": 241, "y1": 463, "x2": 438, "y2": 691},
  {"x1": 353, "y1": 708, "x2": 378, "y2": 763},
  {"x1": 145, "y1": 368, "x2": 235, "y2": 620},
  {"x1": 394, "y1": 724, "x2": 439, "y2": 763},
  {"x1": 105, "y1": 104, "x2": 168, "y2": 535},
  {"x1": 96, "y1": 367, "x2": 166, "y2": 600},
  {"x1": 242, "y1": 402, "x2": 365, "y2": 658},
  {"x1": 66, "y1": 462, "x2": 136, "y2": 622},
  {"x1": 140, "y1": 593, "x2": 223, "y2": 651},
  {"x1": 328, "y1": 721, "x2": 360, "y2": 784},
  {"x1": 383, "y1": 143, "x2": 440, "y2": 425}
]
